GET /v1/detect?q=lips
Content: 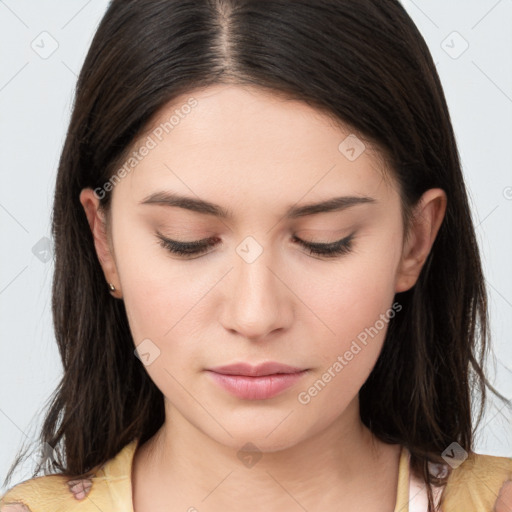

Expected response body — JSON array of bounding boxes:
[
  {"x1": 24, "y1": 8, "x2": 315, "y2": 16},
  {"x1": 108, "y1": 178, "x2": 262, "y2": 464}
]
[
  {"x1": 207, "y1": 361, "x2": 305, "y2": 377},
  {"x1": 205, "y1": 362, "x2": 308, "y2": 400}
]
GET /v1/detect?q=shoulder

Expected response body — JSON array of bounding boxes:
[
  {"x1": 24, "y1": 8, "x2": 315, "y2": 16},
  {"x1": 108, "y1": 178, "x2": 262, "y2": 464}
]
[
  {"x1": 0, "y1": 439, "x2": 139, "y2": 512},
  {"x1": 441, "y1": 451, "x2": 512, "y2": 512},
  {"x1": 0, "y1": 472, "x2": 84, "y2": 511},
  {"x1": 0, "y1": 472, "x2": 103, "y2": 512}
]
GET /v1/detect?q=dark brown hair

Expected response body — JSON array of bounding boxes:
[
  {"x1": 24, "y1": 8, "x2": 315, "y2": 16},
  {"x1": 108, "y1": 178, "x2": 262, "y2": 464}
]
[{"x1": 4, "y1": 1, "x2": 510, "y2": 510}]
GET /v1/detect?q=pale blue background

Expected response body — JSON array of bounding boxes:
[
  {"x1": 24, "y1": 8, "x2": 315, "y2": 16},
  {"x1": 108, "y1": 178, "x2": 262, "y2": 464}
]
[{"x1": 1, "y1": 0, "x2": 511, "y2": 491}]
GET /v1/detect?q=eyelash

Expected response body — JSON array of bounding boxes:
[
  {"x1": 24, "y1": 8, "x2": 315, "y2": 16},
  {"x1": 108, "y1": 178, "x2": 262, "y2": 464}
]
[{"x1": 156, "y1": 232, "x2": 355, "y2": 259}]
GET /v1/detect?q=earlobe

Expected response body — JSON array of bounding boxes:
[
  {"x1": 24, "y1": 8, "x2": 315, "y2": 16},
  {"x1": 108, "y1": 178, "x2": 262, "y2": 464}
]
[
  {"x1": 79, "y1": 188, "x2": 122, "y2": 297},
  {"x1": 395, "y1": 188, "x2": 447, "y2": 293}
]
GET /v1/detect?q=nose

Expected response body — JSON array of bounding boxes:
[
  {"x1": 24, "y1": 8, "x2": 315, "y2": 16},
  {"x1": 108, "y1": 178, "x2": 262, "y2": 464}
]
[{"x1": 218, "y1": 243, "x2": 294, "y2": 342}]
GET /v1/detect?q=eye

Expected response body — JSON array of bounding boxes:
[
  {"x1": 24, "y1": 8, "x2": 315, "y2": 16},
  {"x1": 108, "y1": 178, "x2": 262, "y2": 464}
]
[
  {"x1": 156, "y1": 233, "x2": 220, "y2": 257},
  {"x1": 291, "y1": 233, "x2": 355, "y2": 258},
  {"x1": 155, "y1": 232, "x2": 355, "y2": 259}
]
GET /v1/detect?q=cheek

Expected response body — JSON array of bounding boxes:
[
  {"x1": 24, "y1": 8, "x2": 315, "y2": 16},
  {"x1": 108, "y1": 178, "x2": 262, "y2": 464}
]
[
  {"x1": 293, "y1": 232, "x2": 401, "y2": 400},
  {"x1": 297, "y1": 231, "x2": 401, "y2": 345},
  {"x1": 112, "y1": 218, "x2": 197, "y2": 347},
  {"x1": 117, "y1": 240, "x2": 209, "y2": 398}
]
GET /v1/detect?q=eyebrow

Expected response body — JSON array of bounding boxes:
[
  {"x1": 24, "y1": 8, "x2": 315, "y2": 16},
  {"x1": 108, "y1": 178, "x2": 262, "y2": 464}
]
[{"x1": 139, "y1": 191, "x2": 376, "y2": 219}]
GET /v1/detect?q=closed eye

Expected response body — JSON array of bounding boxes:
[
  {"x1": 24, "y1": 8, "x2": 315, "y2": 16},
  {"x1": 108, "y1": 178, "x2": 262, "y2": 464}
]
[
  {"x1": 156, "y1": 232, "x2": 355, "y2": 259},
  {"x1": 290, "y1": 234, "x2": 354, "y2": 257}
]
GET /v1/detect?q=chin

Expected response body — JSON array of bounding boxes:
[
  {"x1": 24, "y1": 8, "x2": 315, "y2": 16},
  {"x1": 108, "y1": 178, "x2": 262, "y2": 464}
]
[{"x1": 204, "y1": 417, "x2": 308, "y2": 454}]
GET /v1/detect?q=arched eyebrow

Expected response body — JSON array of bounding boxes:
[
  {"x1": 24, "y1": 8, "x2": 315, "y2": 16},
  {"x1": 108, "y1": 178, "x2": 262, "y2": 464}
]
[{"x1": 139, "y1": 191, "x2": 376, "y2": 219}]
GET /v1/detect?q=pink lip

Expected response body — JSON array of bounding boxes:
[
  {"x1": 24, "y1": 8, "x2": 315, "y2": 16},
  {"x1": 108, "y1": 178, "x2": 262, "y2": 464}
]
[
  {"x1": 207, "y1": 361, "x2": 305, "y2": 377},
  {"x1": 205, "y1": 362, "x2": 308, "y2": 400}
]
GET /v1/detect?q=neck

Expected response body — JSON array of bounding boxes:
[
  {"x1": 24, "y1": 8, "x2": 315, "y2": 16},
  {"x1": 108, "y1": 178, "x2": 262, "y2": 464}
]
[{"x1": 132, "y1": 397, "x2": 401, "y2": 512}]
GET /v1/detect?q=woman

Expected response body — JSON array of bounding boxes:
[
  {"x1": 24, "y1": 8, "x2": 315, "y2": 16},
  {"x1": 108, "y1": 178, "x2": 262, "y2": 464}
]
[{"x1": 1, "y1": 1, "x2": 511, "y2": 511}]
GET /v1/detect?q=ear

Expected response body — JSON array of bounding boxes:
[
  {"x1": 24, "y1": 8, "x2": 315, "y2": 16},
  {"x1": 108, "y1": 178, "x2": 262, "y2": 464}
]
[
  {"x1": 395, "y1": 188, "x2": 447, "y2": 293},
  {"x1": 79, "y1": 188, "x2": 122, "y2": 298}
]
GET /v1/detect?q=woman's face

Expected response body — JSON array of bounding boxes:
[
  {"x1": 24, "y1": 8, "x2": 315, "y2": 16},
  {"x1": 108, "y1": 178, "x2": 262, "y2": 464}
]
[{"x1": 82, "y1": 84, "x2": 441, "y2": 452}]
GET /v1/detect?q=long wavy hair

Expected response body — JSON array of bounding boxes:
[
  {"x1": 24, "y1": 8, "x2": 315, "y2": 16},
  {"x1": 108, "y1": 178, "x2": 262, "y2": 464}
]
[{"x1": 3, "y1": 1, "x2": 510, "y2": 510}]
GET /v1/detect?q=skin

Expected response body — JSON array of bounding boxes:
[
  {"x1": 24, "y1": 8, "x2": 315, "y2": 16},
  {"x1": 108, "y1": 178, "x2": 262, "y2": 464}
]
[{"x1": 79, "y1": 83, "x2": 447, "y2": 512}]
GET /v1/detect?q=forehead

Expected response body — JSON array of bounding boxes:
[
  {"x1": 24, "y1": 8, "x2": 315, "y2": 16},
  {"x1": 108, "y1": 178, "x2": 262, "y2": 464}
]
[{"x1": 114, "y1": 84, "x2": 395, "y2": 210}]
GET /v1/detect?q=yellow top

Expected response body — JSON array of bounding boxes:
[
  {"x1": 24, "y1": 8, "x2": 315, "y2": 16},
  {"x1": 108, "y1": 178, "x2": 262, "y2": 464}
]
[{"x1": 1, "y1": 440, "x2": 511, "y2": 511}]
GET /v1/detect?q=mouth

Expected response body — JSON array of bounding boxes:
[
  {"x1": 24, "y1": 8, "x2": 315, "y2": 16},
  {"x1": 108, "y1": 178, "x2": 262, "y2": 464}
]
[
  {"x1": 204, "y1": 362, "x2": 309, "y2": 400},
  {"x1": 206, "y1": 361, "x2": 307, "y2": 377}
]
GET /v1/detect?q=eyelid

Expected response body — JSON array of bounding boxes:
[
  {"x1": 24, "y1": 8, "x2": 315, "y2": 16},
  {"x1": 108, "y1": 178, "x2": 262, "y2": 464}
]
[
  {"x1": 292, "y1": 232, "x2": 355, "y2": 256},
  {"x1": 291, "y1": 232, "x2": 353, "y2": 246},
  {"x1": 155, "y1": 230, "x2": 356, "y2": 259},
  {"x1": 156, "y1": 232, "x2": 219, "y2": 255},
  {"x1": 155, "y1": 233, "x2": 351, "y2": 247}
]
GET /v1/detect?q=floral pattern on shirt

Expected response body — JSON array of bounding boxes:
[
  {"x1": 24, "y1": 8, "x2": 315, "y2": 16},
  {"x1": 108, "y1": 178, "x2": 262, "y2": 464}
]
[{"x1": 66, "y1": 478, "x2": 93, "y2": 500}]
